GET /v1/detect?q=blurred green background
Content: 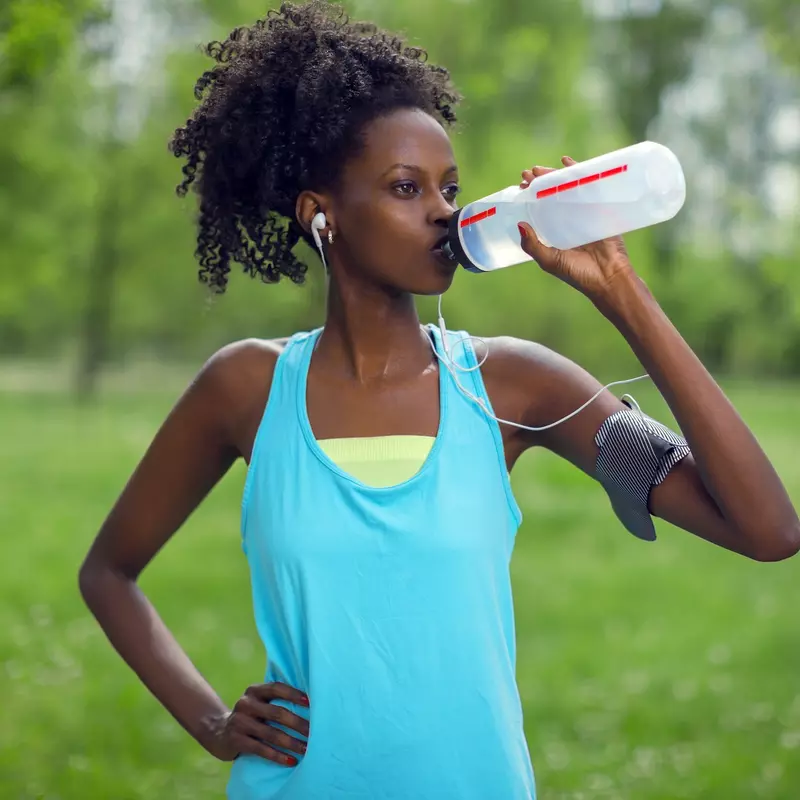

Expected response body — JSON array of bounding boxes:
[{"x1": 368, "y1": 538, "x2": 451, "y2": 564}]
[{"x1": 1, "y1": 0, "x2": 799, "y2": 798}]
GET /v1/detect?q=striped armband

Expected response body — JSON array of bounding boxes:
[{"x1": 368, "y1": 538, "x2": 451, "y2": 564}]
[{"x1": 594, "y1": 400, "x2": 690, "y2": 541}]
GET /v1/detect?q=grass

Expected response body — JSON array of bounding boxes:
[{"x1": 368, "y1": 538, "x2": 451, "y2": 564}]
[{"x1": 1, "y1": 378, "x2": 799, "y2": 799}]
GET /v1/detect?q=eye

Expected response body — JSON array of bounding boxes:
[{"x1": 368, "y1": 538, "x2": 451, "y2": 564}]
[
  {"x1": 393, "y1": 181, "x2": 418, "y2": 196},
  {"x1": 443, "y1": 183, "x2": 462, "y2": 200}
]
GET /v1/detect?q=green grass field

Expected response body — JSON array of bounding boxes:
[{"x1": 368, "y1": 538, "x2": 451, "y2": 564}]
[{"x1": 1, "y1": 378, "x2": 799, "y2": 799}]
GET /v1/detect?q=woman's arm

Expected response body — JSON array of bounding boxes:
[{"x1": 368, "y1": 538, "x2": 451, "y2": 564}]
[
  {"x1": 505, "y1": 158, "x2": 800, "y2": 562},
  {"x1": 595, "y1": 270, "x2": 799, "y2": 560},
  {"x1": 79, "y1": 340, "x2": 309, "y2": 764},
  {"x1": 499, "y1": 309, "x2": 799, "y2": 561}
]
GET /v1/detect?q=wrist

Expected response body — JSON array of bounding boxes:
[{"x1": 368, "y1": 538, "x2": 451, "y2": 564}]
[
  {"x1": 590, "y1": 267, "x2": 655, "y2": 324},
  {"x1": 198, "y1": 709, "x2": 235, "y2": 760}
]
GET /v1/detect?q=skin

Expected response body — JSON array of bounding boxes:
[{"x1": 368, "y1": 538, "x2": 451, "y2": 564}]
[{"x1": 79, "y1": 107, "x2": 800, "y2": 770}]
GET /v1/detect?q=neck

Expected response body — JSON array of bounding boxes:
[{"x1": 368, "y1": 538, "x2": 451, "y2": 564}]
[{"x1": 316, "y1": 275, "x2": 433, "y2": 384}]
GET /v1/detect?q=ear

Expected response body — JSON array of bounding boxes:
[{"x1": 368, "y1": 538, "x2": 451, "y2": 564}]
[{"x1": 296, "y1": 190, "x2": 334, "y2": 236}]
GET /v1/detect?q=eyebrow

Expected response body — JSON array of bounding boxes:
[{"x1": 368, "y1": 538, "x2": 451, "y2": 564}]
[{"x1": 382, "y1": 163, "x2": 459, "y2": 178}]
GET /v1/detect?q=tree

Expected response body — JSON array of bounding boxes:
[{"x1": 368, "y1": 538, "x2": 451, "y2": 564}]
[
  {"x1": 741, "y1": 0, "x2": 800, "y2": 70},
  {"x1": 0, "y1": 0, "x2": 105, "y2": 89},
  {"x1": 0, "y1": 2, "x2": 104, "y2": 358},
  {"x1": 586, "y1": 0, "x2": 709, "y2": 280}
]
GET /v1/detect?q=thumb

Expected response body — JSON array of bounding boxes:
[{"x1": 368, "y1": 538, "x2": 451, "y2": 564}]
[{"x1": 517, "y1": 222, "x2": 550, "y2": 260}]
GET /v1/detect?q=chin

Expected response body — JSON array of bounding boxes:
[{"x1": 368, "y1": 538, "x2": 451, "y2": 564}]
[
  {"x1": 407, "y1": 262, "x2": 459, "y2": 296},
  {"x1": 410, "y1": 275, "x2": 456, "y2": 297}
]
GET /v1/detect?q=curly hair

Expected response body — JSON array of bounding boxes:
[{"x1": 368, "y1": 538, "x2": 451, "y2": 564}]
[{"x1": 169, "y1": 1, "x2": 461, "y2": 293}]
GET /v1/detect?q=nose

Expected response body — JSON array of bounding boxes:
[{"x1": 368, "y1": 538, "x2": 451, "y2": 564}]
[{"x1": 428, "y1": 192, "x2": 457, "y2": 231}]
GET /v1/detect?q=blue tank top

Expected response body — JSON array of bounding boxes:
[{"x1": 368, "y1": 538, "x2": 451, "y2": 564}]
[{"x1": 228, "y1": 325, "x2": 536, "y2": 800}]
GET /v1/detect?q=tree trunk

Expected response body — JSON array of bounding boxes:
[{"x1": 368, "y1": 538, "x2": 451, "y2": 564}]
[{"x1": 75, "y1": 140, "x2": 122, "y2": 402}]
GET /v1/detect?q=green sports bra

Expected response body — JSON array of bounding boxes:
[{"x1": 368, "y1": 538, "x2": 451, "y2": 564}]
[{"x1": 317, "y1": 435, "x2": 434, "y2": 488}]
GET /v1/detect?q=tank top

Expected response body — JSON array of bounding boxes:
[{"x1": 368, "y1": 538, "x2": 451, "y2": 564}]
[{"x1": 228, "y1": 324, "x2": 536, "y2": 800}]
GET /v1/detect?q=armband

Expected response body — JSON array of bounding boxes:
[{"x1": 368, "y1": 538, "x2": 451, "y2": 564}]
[{"x1": 594, "y1": 400, "x2": 690, "y2": 541}]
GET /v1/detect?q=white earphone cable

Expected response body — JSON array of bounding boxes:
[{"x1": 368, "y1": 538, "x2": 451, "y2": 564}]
[{"x1": 430, "y1": 294, "x2": 651, "y2": 432}]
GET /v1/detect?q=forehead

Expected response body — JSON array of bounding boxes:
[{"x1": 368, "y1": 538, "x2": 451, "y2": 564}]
[{"x1": 354, "y1": 108, "x2": 456, "y2": 174}]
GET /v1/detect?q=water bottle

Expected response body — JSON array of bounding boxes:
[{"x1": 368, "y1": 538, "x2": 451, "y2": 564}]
[{"x1": 443, "y1": 141, "x2": 686, "y2": 273}]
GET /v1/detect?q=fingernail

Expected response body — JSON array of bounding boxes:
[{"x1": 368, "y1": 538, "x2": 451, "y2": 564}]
[
  {"x1": 286, "y1": 756, "x2": 298, "y2": 766},
  {"x1": 517, "y1": 223, "x2": 526, "y2": 237},
  {"x1": 299, "y1": 695, "x2": 310, "y2": 706}
]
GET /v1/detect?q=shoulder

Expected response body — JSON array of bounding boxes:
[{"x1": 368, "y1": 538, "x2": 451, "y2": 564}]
[
  {"x1": 478, "y1": 335, "x2": 573, "y2": 378},
  {"x1": 191, "y1": 336, "x2": 294, "y2": 457},
  {"x1": 201, "y1": 337, "x2": 290, "y2": 397},
  {"x1": 476, "y1": 334, "x2": 614, "y2": 445},
  {"x1": 478, "y1": 334, "x2": 585, "y2": 403}
]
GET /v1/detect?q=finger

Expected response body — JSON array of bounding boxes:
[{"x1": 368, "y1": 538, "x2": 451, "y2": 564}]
[
  {"x1": 230, "y1": 730, "x2": 299, "y2": 767},
  {"x1": 261, "y1": 725, "x2": 309, "y2": 757},
  {"x1": 522, "y1": 165, "x2": 557, "y2": 189},
  {"x1": 265, "y1": 704, "x2": 311, "y2": 738},
  {"x1": 237, "y1": 714, "x2": 308, "y2": 757},
  {"x1": 239, "y1": 696, "x2": 310, "y2": 737},
  {"x1": 562, "y1": 155, "x2": 577, "y2": 166},
  {"x1": 250, "y1": 682, "x2": 310, "y2": 708}
]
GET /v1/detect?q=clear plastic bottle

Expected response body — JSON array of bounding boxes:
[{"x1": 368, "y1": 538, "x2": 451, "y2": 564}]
[{"x1": 443, "y1": 141, "x2": 686, "y2": 273}]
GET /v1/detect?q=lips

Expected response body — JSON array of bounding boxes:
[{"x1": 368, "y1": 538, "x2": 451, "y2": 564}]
[
  {"x1": 431, "y1": 232, "x2": 458, "y2": 265},
  {"x1": 430, "y1": 243, "x2": 457, "y2": 270},
  {"x1": 430, "y1": 232, "x2": 450, "y2": 253}
]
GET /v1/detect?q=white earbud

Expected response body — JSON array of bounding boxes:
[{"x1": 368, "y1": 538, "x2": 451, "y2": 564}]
[
  {"x1": 311, "y1": 212, "x2": 327, "y2": 251},
  {"x1": 310, "y1": 211, "x2": 330, "y2": 272}
]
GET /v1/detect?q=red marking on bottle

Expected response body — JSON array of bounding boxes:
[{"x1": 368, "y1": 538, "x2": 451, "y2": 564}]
[
  {"x1": 536, "y1": 164, "x2": 628, "y2": 199},
  {"x1": 460, "y1": 206, "x2": 497, "y2": 228},
  {"x1": 459, "y1": 164, "x2": 630, "y2": 228}
]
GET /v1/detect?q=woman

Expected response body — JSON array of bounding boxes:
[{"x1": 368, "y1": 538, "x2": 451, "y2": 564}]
[{"x1": 78, "y1": 3, "x2": 799, "y2": 799}]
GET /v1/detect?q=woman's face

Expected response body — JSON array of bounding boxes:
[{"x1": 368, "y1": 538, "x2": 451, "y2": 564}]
[{"x1": 329, "y1": 107, "x2": 462, "y2": 296}]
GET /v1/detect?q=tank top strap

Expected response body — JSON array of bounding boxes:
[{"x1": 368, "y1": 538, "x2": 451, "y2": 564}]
[{"x1": 240, "y1": 328, "x2": 322, "y2": 541}]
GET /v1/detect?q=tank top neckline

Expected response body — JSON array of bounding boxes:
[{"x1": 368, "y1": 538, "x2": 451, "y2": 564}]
[{"x1": 295, "y1": 324, "x2": 449, "y2": 492}]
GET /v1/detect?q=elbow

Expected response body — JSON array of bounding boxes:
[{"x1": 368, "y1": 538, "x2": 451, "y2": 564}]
[
  {"x1": 78, "y1": 557, "x2": 104, "y2": 607},
  {"x1": 748, "y1": 524, "x2": 800, "y2": 563},
  {"x1": 78, "y1": 551, "x2": 138, "y2": 607},
  {"x1": 78, "y1": 554, "x2": 120, "y2": 608}
]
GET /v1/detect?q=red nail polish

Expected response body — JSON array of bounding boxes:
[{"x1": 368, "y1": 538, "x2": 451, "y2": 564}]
[
  {"x1": 518, "y1": 224, "x2": 526, "y2": 237},
  {"x1": 286, "y1": 756, "x2": 298, "y2": 767},
  {"x1": 299, "y1": 695, "x2": 310, "y2": 707}
]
